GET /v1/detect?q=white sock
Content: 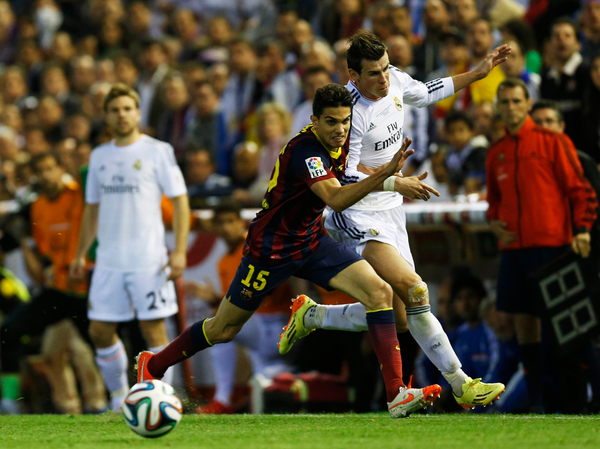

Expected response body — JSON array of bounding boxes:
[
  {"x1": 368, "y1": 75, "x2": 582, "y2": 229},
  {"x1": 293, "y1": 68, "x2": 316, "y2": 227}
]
[
  {"x1": 320, "y1": 303, "x2": 368, "y2": 331},
  {"x1": 406, "y1": 305, "x2": 467, "y2": 396},
  {"x1": 95, "y1": 340, "x2": 129, "y2": 411},
  {"x1": 209, "y1": 342, "x2": 237, "y2": 406},
  {"x1": 149, "y1": 344, "x2": 174, "y2": 386}
]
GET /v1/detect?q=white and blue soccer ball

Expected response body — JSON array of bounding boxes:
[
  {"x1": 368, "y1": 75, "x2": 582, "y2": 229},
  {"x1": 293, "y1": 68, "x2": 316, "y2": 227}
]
[{"x1": 123, "y1": 380, "x2": 183, "y2": 438}]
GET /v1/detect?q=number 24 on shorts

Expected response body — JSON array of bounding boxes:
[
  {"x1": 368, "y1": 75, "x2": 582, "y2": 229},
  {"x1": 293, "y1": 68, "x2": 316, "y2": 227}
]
[{"x1": 241, "y1": 264, "x2": 270, "y2": 291}]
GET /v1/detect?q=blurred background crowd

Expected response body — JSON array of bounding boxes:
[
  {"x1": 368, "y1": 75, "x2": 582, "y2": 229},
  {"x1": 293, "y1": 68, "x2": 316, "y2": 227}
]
[{"x1": 0, "y1": 0, "x2": 599, "y2": 416}]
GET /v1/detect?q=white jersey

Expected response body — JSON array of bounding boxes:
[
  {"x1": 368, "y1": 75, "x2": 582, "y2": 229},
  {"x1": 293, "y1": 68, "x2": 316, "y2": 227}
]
[
  {"x1": 343, "y1": 67, "x2": 454, "y2": 210},
  {"x1": 86, "y1": 135, "x2": 187, "y2": 271}
]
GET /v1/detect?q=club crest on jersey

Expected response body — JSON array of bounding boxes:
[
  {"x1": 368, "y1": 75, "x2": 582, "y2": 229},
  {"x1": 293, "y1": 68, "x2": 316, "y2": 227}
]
[
  {"x1": 133, "y1": 159, "x2": 142, "y2": 170},
  {"x1": 370, "y1": 228, "x2": 380, "y2": 236},
  {"x1": 394, "y1": 97, "x2": 402, "y2": 111},
  {"x1": 305, "y1": 157, "x2": 327, "y2": 179},
  {"x1": 240, "y1": 288, "x2": 253, "y2": 301}
]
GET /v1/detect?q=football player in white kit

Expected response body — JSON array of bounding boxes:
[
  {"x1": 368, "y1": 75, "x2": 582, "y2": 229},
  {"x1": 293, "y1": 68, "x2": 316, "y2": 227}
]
[
  {"x1": 280, "y1": 32, "x2": 510, "y2": 409},
  {"x1": 69, "y1": 84, "x2": 190, "y2": 411}
]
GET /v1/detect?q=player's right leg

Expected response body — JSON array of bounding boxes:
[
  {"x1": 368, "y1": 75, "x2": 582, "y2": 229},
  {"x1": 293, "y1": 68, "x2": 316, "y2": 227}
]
[
  {"x1": 328, "y1": 260, "x2": 441, "y2": 417},
  {"x1": 88, "y1": 268, "x2": 136, "y2": 411}
]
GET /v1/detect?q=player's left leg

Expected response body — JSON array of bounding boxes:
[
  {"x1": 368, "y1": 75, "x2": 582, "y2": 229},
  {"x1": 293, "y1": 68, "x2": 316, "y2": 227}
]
[{"x1": 141, "y1": 299, "x2": 255, "y2": 381}]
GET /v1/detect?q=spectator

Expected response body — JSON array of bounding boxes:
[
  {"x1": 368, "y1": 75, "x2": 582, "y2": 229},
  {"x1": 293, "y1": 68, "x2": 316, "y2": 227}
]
[
  {"x1": 172, "y1": 9, "x2": 201, "y2": 61},
  {"x1": 50, "y1": 31, "x2": 76, "y2": 68},
  {"x1": 41, "y1": 65, "x2": 80, "y2": 116},
  {"x1": 292, "y1": 66, "x2": 332, "y2": 135},
  {"x1": 230, "y1": 141, "x2": 265, "y2": 207},
  {"x1": 486, "y1": 78, "x2": 598, "y2": 413},
  {"x1": 387, "y1": 35, "x2": 422, "y2": 80},
  {"x1": 460, "y1": 18, "x2": 506, "y2": 108},
  {"x1": 579, "y1": 0, "x2": 600, "y2": 63},
  {"x1": 500, "y1": 39, "x2": 540, "y2": 101},
  {"x1": 207, "y1": 63, "x2": 229, "y2": 98},
  {"x1": 581, "y1": 53, "x2": 600, "y2": 163},
  {"x1": 389, "y1": 4, "x2": 420, "y2": 46},
  {"x1": 298, "y1": 40, "x2": 336, "y2": 76},
  {"x1": 2, "y1": 66, "x2": 29, "y2": 106},
  {"x1": 37, "y1": 96, "x2": 65, "y2": 144},
  {"x1": 185, "y1": 80, "x2": 229, "y2": 174},
  {"x1": 318, "y1": 0, "x2": 366, "y2": 46},
  {"x1": 258, "y1": 40, "x2": 302, "y2": 113},
  {"x1": 114, "y1": 56, "x2": 139, "y2": 87},
  {"x1": 156, "y1": 74, "x2": 192, "y2": 158},
  {"x1": 70, "y1": 55, "x2": 97, "y2": 96},
  {"x1": 98, "y1": 19, "x2": 125, "y2": 59},
  {"x1": 444, "y1": 110, "x2": 488, "y2": 196},
  {"x1": 255, "y1": 102, "x2": 291, "y2": 182},
  {"x1": 220, "y1": 38, "x2": 261, "y2": 149},
  {"x1": 413, "y1": 0, "x2": 452, "y2": 75},
  {"x1": 137, "y1": 39, "x2": 172, "y2": 132},
  {"x1": 368, "y1": 2, "x2": 393, "y2": 42},
  {"x1": 450, "y1": 0, "x2": 480, "y2": 33},
  {"x1": 95, "y1": 58, "x2": 116, "y2": 84},
  {"x1": 24, "y1": 128, "x2": 52, "y2": 156},
  {"x1": 427, "y1": 28, "x2": 469, "y2": 125},
  {"x1": 540, "y1": 18, "x2": 588, "y2": 150},
  {"x1": 185, "y1": 149, "x2": 233, "y2": 205},
  {"x1": 125, "y1": 1, "x2": 159, "y2": 45},
  {"x1": 333, "y1": 39, "x2": 350, "y2": 86},
  {"x1": 500, "y1": 19, "x2": 541, "y2": 74},
  {"x1": 64, "y1": 114, "x2": 92, "y2": 144}
]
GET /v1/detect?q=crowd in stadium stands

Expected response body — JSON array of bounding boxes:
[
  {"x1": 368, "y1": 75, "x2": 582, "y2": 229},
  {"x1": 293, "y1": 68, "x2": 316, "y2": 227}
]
[{"x1": 1, "y1": 0, "x2": 600, "y2": 415}]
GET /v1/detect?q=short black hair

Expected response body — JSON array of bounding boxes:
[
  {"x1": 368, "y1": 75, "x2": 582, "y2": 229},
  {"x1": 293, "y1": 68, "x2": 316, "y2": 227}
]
[
  {"x1": 497, "y1": 77, "x2": 530, "y2": 100},
  {"x1": 312, "y1": 83, "x2": 353, "y2": 118},
  {"x1": 531, "y1": 99, "x2": 564, "y2": 122},
  {"x1": 444, "y1": 110, "x2": 473, "y2": 130},
  {"x1": 347, "y1": 31, "x2": 387, "y2": 74},
  {"x1": 551, "y1": 16, "x2": 578, "y2": 39}
]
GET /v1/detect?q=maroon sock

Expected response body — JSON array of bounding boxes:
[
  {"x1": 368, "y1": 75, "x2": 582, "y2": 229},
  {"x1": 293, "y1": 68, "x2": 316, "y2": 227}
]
[
  {"x1": 367, "y1": 309, "x2": 405, "y2": 402},
  {"x1": 148, "y1": 320, "x2": 210, "y2": 378}
]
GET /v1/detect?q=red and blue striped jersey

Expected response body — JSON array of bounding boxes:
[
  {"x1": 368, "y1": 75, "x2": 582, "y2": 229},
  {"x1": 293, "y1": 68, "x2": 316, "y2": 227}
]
[{"x1": 244, "y1": 125, "x2": 349, "y2": 264}]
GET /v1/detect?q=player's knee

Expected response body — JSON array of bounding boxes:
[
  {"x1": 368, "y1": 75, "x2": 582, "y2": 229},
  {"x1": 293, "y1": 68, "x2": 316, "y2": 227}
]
[
  {"x1": 366, "y1": 280, "x2": 393, "y2": 310},
  {"x1": 407, "y1": 281, "x2": 429, "y2": 305}
]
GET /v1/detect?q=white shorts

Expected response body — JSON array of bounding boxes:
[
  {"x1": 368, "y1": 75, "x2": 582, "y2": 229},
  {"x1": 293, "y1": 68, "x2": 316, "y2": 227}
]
[
  {"x1": 324, "y1": 205, "x2": 415, "y2": 269},
  {"x1": 88, "y1": 266, "x2": 178, "y2": 322}
]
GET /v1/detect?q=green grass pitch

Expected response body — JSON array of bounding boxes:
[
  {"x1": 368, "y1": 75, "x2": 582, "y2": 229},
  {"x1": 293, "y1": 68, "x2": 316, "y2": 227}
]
[{"x1": 1, "y1": 414, "x2": 600, "y2": 449}]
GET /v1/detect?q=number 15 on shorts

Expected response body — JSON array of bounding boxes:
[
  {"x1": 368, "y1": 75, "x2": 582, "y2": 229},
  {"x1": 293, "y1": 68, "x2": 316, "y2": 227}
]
[{"x1": 241, "y1": 264, "x2": 270, "y2": 291}]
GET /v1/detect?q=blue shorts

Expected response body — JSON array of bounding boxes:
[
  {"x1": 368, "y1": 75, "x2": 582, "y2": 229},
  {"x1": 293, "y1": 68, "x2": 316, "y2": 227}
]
[
  {"x1": 226, "y1": 235, "x2": 363, "y2": 311},
  {"x1": 496, "y1": 246, "x2": 569, "y2": 315}
]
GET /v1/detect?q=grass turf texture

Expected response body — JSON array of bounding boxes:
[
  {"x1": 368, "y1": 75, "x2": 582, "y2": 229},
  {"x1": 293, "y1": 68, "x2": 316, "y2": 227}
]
[{"x1": 1, "y1": 414, "x2": 600, "y2": 449}]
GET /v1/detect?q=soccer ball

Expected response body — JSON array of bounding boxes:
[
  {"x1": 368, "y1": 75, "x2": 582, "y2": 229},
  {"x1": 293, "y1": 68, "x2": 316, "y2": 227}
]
[{"x1": 122, "y1": 380, "x2": 183, "y2": 438}]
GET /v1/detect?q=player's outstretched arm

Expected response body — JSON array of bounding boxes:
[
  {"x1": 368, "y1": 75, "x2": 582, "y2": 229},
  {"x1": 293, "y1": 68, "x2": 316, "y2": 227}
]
[
  {"x1": 69, "y1": 203, "x2": 99, "y2": 282},
  {"x1": 311, "y1": 138, "x2": 412, "y2": 212},
  {"x1": 452, "y1": 44, "x2": 511, "y2": 93}
]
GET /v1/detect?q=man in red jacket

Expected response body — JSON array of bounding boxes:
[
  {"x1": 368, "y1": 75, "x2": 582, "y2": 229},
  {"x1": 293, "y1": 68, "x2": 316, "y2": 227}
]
[{"x1": 486, "y1": 78, "x2": 598, "y2": 413}]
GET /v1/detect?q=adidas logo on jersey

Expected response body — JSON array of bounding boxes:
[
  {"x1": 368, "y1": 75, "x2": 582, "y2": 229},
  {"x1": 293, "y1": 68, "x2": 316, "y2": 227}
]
[{"x1": 367, "y1": 122, "x2": 377, "y2": 131}]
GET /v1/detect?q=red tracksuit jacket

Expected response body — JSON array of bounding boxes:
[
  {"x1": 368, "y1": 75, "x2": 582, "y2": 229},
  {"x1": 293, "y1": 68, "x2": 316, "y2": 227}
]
[{"x1": 486, "y1": 116, "x2": 597, "y2": 250}]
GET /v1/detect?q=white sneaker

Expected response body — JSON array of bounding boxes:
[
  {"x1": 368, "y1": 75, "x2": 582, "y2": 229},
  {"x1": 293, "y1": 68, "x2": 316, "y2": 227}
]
[{"x1": 387, "y1": 382, "x2": 442, "y2": 418}]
